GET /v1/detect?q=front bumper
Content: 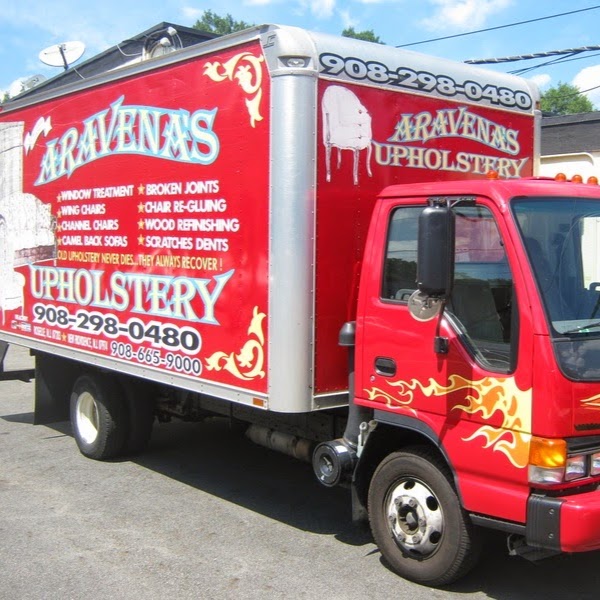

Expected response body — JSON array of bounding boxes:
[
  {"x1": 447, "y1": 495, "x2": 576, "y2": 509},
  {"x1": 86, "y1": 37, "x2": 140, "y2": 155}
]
[{"x1": 528, "y1": 489, "x2": 600, "y2": 553}]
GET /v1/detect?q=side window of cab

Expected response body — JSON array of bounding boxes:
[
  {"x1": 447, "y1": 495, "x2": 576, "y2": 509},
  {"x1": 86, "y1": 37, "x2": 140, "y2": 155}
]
[
  {"x1": 381, "y1": 204, "x2": 516, "y2": 372},
  {"x1": 447, "y1": 205, "x2": 516, "y2": 372},
  {"x1": 382, "y1": 207, "x2": 423, "y2": 302}
]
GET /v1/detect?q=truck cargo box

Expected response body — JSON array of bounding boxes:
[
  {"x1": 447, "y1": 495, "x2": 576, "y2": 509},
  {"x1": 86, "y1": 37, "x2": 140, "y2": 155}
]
[{"x1": 0, "y1": 24, "x2": 538, "y2": 412}]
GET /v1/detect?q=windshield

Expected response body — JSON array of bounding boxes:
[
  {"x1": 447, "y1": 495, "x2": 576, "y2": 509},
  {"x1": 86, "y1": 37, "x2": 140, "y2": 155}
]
[
  {"x1": 513, "y1": 197, "x2": 600, "y2": 334},
  {"x1": 513, "y1": 196, "x2": 600, "y2": 380}
]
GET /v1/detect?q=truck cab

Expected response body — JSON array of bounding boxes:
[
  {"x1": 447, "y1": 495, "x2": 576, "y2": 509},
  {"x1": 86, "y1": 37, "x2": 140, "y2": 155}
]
[{"x1": 349, "y1": 175, "x2": 600, "y2": 585}]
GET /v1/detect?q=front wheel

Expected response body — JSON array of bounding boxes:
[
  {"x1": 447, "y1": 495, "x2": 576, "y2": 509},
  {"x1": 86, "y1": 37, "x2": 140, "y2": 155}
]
[
  {"x1": 70, "y1": 374, "x2": 128, "y2": 460},
  {"x1": 368, "y1": 447, "x2": 480, "y2": 586}
]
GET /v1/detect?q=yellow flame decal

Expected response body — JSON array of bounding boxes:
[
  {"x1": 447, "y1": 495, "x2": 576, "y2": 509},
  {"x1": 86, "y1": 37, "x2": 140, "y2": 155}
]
[
  {"x1": 582, "y1": 394, "x2": 600, "y2": 409},
  {"x1": 366, "y1": 374, "x2": 532, "y2": 468}
]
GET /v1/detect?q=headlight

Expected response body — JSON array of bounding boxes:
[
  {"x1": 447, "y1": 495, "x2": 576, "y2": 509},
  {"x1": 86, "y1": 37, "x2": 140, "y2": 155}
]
[
  {"x1": 590, "y1": 452, "x2": 600, "y2": 476},
  {"x1": 528, "y1": 465, "x2": 565, "y2": 485},
  {"x1": 565, "y1": 455, "x2": 587, "y2": 481}
]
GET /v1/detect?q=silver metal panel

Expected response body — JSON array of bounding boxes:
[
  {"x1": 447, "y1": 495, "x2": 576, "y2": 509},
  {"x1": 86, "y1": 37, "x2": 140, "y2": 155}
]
[
  {"x1": 297, "y1": 27, "x2": 538, "y2": 115},
  {"x1": 263, "y1": 28, "x2": 319, "y2": 413}
]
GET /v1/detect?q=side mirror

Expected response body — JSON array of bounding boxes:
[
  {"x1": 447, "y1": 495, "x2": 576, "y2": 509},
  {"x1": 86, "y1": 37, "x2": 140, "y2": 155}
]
[{"x1": 417, "y1": 205, "x2": 455, "y2": 297}]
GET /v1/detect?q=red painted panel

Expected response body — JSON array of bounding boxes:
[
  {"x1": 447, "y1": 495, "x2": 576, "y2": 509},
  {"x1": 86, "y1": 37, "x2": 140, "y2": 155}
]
[{"x1": 0, "y1": 42, "x2": 270, "y2": 393}]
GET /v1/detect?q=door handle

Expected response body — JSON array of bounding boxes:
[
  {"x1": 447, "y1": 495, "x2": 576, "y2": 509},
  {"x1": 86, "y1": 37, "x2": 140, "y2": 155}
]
[{"x1": 375, "y1": 357, "x2": 396, "y2": 377}]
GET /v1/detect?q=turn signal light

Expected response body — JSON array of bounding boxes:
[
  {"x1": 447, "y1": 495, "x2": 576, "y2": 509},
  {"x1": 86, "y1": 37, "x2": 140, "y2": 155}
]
[
  {"x1": 528, "y1": 437, "x2": 567, "y2": 485},
  {"x1": 529, "y1": 437, "x2": 566, "y2": 467}
]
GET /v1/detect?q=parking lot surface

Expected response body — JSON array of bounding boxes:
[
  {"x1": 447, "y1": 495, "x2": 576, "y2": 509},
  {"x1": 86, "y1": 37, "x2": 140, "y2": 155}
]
[{"x1": 1, "y1": 345, "x2": 600, "y2": 599}]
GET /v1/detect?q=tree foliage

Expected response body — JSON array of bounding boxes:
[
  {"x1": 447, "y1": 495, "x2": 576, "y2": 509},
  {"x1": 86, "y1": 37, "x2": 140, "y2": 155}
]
[
  {"x1": 342, "y1": 27, "x2": 383, "y2": 44},
  {"x1": 192, "y1": 9, "x2": 253, "y2": 35},
  {"x1": 540, "y1": 82, "x2": 594, "y2": 116}
]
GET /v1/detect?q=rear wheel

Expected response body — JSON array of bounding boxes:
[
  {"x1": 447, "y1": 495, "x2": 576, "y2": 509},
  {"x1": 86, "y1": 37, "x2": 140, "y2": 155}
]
[
  {"x1": 368, "y1": 447, "x2": 480, "y2": 586},
  {"x1": 70, "y1": 374, "x2": 128, "y2": 460}
]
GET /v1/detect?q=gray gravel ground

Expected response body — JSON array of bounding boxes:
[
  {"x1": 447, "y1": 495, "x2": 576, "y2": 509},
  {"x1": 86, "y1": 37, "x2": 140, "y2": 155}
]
[{"x1": 1, "y1": 344, "x2": 600, "y2": 600}]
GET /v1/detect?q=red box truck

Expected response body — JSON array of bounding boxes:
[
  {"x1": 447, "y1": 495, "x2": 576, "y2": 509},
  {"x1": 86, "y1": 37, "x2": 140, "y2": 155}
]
[{"x1": 3, "y1": 24, "x2": 600, "y2": 586}]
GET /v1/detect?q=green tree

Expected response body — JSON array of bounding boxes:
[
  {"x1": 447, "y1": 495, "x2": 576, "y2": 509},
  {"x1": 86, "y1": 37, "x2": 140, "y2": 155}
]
[
  {"x1": 192, "y1": 9, "x2": 253, "y2": 35},
  {"x1": 540, "y1": 82, "x2": 594, "y2": 115},
  {"x1": 342, "y1": 27, "x2": 383, "y2": 44}
]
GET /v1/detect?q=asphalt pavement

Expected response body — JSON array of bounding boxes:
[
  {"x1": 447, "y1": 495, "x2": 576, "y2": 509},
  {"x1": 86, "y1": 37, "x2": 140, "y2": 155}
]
[{"x1": 1, "y1": 344, "x2": 600, "y2": 599}]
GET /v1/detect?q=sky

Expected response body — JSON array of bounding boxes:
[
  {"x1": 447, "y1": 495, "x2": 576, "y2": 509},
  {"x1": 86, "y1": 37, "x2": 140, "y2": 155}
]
[{"x1": 1, "y1": 0, "x2": 600, "y2": 107}]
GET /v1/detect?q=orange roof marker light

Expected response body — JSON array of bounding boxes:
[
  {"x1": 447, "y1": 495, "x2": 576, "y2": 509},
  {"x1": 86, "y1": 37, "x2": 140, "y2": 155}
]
[
  {"x1": 555, "y1": 173, "x2": 567, "y2": 182},
  {"x1": 572, "y1": 174, "x2": 583, "y2": 183},
  {"x1": 588, "y1": 176, "x2": 599, "y2": 185},
  {"x1": 486, "y1": 170, "x2": 499, "y2": 180}
]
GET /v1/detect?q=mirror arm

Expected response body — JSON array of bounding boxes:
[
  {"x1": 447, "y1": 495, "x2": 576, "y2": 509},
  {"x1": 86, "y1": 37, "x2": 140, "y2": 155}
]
[{"x1": 433, "y1": 299, "x2": 449, "y2": 354}]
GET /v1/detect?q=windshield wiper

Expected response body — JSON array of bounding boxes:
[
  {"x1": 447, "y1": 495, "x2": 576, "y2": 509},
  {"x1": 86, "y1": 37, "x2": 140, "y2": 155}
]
[{"x1": 561, "y1": 321, "x2": 600, "y2": 334}]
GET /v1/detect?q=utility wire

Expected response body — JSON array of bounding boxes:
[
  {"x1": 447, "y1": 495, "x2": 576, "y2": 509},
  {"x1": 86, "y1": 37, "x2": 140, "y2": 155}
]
[
  {"x1": 396, "y1": 5, "x2": 600, "y2": 48},
  {"x1": 510, "y1": 51, "x2": 592, "y2": 76},
  {"x1": 463, "y1": 44, "x2": 600, "y2": 77},
  {"x1": 541, "y1": 50, "x2": 600, "y2": 66},
  {"x1": 466, "y1": 45, "x2": 600, "y2": 65}
]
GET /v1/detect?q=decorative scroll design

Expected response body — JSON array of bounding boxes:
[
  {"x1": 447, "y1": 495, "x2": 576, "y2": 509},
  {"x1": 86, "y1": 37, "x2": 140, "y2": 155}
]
[
  {"x1": 366, "y1": 374, "x2": 532, "y2": 469},
  {"x1": 205, "y1": 306, "x2": 266, "y2": 380},
  {"x1": 204, "y1": 52, "x2": 264, "y2": 127}
]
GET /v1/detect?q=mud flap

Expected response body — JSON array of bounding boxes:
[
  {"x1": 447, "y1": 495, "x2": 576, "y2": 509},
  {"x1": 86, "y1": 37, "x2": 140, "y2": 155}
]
[{"x1": 34, "y1": 353, "x2": 80, "y2": 425}]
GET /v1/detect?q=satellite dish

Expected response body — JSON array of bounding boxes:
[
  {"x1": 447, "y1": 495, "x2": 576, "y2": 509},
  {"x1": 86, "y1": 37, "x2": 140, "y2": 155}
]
[
  {"x1": 146, "y1": 37, "x2": 174, "y2": 59},
  {"x1": 142, "y1": 27, "x2": 181, "y2": 60},
  {"x1": 39, "y1": 41, "x2": 85, "y2": 70},
  {"x1": 408, "y1": 290, "x2": 443, "y2": 322}
]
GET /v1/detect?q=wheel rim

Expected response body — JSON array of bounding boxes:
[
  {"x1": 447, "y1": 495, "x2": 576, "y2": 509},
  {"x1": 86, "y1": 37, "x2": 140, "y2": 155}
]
[
  {"x1": 76, "y1": 392, "x2": 100, "y2": 444},
  {"x1": 385, "y1": 477, "x2": 444, "y2": 558}
]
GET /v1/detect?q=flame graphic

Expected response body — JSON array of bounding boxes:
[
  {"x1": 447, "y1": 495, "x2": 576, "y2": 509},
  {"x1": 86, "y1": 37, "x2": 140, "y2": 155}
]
[
  {"x1": 367, "y1": 374, "x2": 532, "y2": 468},
  {"x1": 582, "y1": 394, "x2": 600, "y2": 409}
]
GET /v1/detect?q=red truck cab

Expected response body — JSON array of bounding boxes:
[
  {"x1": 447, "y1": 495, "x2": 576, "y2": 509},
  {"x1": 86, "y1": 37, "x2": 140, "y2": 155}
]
[{"x1": 349, "y1": 176, "x2": 600, "y2": 584}]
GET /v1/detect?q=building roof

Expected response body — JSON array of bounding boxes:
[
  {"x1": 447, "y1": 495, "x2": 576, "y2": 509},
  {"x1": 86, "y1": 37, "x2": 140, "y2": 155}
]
[
  {"x1": 14, "y1": 22, "x2": 218, "y2": 100},
  {"x1": 541, "y1": 111, "x2": 600, "y2": 155}
]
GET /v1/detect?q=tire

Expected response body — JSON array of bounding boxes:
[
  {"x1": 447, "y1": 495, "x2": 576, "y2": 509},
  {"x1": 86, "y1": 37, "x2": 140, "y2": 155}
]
[
  {"x1": 70, "y1": 374, "x2": 128, "y2": 460},
  {"x1": 119, "y1": 377, "x2": 155, "y2": 456},
  {"x1": 368, "y1": 447, "x2": 481, "y2": 586}
]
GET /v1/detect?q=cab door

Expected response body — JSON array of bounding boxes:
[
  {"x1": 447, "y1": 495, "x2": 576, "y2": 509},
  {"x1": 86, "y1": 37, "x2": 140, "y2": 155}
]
[
  {"x1": 355, "y1": 196, "x2": 532, "y2": 524},
  {"x1": 355, "y1": 199, "x2": 445, "y2": 416}
]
